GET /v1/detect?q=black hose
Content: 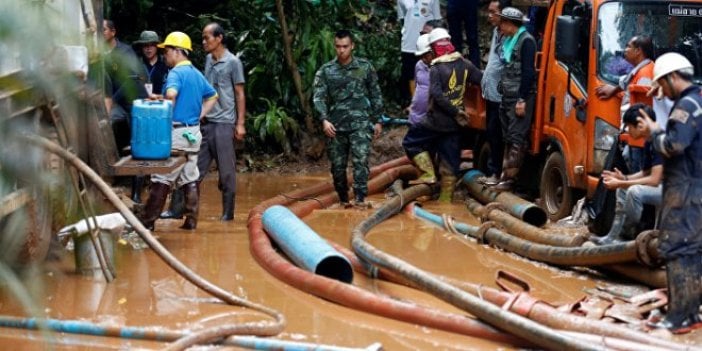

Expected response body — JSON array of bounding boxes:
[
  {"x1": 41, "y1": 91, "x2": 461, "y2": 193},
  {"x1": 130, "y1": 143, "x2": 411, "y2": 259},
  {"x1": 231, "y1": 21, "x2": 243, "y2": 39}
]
[{"x1": 350, "y1": 184, "x2": 605, "y2": 351}]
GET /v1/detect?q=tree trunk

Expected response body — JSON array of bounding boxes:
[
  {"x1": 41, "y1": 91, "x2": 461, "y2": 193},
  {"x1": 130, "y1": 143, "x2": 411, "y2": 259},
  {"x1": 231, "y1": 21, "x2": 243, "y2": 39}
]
[{"x1": 274, "y1": 0, "x2": 314, "y2": 131}]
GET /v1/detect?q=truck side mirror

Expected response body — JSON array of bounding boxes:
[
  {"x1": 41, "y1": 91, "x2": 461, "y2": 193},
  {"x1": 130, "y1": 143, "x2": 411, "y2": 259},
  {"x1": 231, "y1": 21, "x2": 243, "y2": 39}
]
[{"x1": 555, "y1": 16, "x2": 582, "y2": 64}]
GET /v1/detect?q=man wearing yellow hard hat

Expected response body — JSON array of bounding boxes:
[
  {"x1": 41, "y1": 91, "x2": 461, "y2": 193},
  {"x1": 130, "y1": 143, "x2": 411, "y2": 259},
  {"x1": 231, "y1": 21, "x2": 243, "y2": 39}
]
[{"x1": 139, "y1": 31, "x2": 218, "y2": 231}]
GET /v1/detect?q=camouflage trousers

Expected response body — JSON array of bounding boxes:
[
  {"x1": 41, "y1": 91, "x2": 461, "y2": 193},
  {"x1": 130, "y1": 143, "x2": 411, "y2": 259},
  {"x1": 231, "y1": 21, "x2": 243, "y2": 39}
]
[{"x1": 326, "y1": 127, "x2": 373, "y2": 202}]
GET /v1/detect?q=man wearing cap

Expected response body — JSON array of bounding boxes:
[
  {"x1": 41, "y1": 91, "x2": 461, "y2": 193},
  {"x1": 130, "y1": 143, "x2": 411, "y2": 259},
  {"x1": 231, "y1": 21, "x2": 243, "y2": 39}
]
[
  {"x1": 638, "y1": 52, "x2": 702, "y2": 334},
  {"x1": 491, "y1": 7, "x2": 536, "y2": 192},
  {"x1": 477, "y1": 0, "x2": 511, "y2": 186},
  {"x1": 138, "y1": 31, "x2": 218, "y2": 231},
  {"x1": 403, "y1": 27, "x2": 482, "y2": 192},
  {"x1": 134, "y1": 30, "x2": 169, "y2": 96}
]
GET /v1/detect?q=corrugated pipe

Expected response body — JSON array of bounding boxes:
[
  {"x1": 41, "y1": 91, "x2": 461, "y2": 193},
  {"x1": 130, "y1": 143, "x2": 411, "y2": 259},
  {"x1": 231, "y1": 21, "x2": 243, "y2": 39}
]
[
  {"x1": 465, "y1": 198, "x2": 587, "y2": 247},
  {"x1": 22, "y1": 134, "x2": 285, "y2": 350},
  {"x1": 262, "y1": 205, "x2": 353, "y2": 283},
  {"x1": 462, "y1": 170, "x2": 548, "y2": 227},
  {"x1": 0, "y1": 316, "x2": 382, "y2": 351},
  {"x1": 351, "y1": 184, "x2": 603, "y2": 351},
  {"x1": 410, "y1": 203, "x2": 697, "y2": 351},
  {"x1": 416, "y1": 201, "x2": 638, "y2": 266},
  {"x1": 248, "y1": 164, "x2": 530, "y2": 347}
]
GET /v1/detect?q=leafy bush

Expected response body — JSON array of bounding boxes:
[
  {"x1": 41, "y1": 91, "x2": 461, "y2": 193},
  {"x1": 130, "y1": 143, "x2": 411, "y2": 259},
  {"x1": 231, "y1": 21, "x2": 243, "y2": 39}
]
[{"x1": 250, "y1": 97, "x2": 300, "y2": 155}]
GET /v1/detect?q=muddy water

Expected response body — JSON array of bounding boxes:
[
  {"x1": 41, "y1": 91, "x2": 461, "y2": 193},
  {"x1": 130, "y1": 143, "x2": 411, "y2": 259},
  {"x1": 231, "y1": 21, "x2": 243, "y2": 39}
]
[{"x1": 0, "y1": 172, "x2": 700, "y2": 349}]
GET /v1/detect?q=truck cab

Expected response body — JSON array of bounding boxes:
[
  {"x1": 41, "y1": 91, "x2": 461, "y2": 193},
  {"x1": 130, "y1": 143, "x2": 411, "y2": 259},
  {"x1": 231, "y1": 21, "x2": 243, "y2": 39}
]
[{"x1": 471, "y1": 0, "x2": 702, "y2": 221}]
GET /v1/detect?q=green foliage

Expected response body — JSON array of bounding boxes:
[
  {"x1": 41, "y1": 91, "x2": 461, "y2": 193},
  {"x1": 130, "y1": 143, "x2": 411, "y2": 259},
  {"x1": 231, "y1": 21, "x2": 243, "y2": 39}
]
[
  {"x1": 110, "y1": 0, "x2": 402, "y2": 155},
  {"x1": 250, "y1": 97, "x2": 300, "y2": 155}
]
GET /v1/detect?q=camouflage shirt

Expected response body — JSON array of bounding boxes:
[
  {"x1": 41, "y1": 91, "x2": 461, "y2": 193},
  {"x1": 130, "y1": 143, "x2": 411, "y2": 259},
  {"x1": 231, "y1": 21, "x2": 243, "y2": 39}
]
[{"x1": 313, "y1": 57, "x2": 384, "y2": 132}]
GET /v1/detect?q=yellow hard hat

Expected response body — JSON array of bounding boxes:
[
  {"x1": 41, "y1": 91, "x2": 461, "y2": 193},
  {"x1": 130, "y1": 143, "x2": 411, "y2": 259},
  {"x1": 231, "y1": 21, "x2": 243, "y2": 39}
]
[{"x1": 158, "y1": 31, "x2": 192, "y2": 51}]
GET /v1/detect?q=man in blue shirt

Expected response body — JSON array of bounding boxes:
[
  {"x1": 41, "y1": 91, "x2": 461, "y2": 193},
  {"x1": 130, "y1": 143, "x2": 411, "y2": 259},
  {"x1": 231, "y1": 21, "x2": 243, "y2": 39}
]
[{"x1": 139, "y1": 32, "x2": 218, "y2": 231}]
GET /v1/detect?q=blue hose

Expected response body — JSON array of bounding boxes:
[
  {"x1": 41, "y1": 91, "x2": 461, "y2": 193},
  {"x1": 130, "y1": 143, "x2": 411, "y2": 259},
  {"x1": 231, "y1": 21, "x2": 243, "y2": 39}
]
[
  {"x1": 0, "y1": 315, "x2": 382, "y2": 351},
  {"x1": 262, "y1": 205, "x2": 353, "y2": 283}
]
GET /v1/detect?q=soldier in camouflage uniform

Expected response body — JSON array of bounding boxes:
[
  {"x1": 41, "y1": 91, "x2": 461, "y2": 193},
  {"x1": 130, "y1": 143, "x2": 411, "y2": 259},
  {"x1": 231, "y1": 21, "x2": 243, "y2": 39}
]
[{"x1": 313, "y1": 30, "x2": 384, "y2": 207}]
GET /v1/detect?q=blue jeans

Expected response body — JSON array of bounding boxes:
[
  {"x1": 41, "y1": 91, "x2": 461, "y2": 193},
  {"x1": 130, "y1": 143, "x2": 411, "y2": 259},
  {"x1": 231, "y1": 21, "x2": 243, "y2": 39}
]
[{"x1": 616, "y1": 184, "x2": 662, "y2": 225}]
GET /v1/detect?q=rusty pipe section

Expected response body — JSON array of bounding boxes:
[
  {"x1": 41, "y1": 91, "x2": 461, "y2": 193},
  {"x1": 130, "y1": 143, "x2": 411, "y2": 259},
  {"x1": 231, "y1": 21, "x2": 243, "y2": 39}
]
[
  {"x1": 462, "y1": 170, "x2": 547, "y2": 227},
  {"x1": 464, "y1": 198, "x2": 664, "y2": 267},
  {"x1": 248, "y1": 165, "x2": 528, "y2": 346},
  {"x1": 465, "y1": 198, "x2": 586, "y2": 247},
  {"x1": 351, "y1": 186, "x2": 603, "y2": 351},
  {"x1": 416, "y1": 202, "x2": 638, "y2": 266},
  {"x1": 410, "y1": 206, "x2": 698, "y2": 350}
]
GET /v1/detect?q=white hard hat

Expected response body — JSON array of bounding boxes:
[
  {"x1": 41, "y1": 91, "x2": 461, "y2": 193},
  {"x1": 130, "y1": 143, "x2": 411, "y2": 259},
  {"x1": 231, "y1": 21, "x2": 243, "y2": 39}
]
[
  {"x1": 653, "y1": 52, "x2": 694, "y2": 82},
  {"x1": 415, "y1": 34, "x2": 432, "y2": 56},
  {"x1": 499, "y1": 7, "x2": 529, "y2": 23},
  {"x1": 428, "y1": 28, "x2": 451, "y2": 45}
]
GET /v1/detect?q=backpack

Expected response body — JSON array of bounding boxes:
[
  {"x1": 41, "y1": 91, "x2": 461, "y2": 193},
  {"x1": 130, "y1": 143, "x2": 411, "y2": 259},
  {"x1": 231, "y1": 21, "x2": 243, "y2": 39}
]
[{"x1": 587, "y1": 139, "x2": 629, "y2": 235}]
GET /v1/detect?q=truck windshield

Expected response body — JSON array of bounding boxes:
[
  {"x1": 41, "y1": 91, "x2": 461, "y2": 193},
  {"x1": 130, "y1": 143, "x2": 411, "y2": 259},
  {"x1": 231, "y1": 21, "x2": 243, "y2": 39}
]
[{"x1": 597, "y1": 2, "x2": 702, "y2": 85}]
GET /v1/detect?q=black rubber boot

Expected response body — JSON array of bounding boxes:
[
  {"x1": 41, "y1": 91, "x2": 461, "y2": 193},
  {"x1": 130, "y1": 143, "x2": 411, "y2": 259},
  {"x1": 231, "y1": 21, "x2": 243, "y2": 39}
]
[
  {"x1": 648, "y1": 256, "x2": 702, "y2": 334},
  {"x1": 220, "y1": 192, "x2": 234, "y2": 221},
  {"x1": 139, "y1": 182, "x2": 171, "y2": 231},
  {"x1": 180, "y1": 182, "x2": 199, "y2": 230},
  {"x1": 160, "y1": 188, "x2": 184, "y2": 219},
  {"x1": 131, "y1": 176, "x2": 144, "y2": 204}
]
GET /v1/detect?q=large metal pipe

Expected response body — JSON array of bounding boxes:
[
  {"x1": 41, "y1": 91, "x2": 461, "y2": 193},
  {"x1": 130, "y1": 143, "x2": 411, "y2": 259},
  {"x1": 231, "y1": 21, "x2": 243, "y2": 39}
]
[
  {"x1": 350, "y1": 185, "x2": 601, "y2": 351},
  {"x1": 462, "y1": 170, "x2": 548, "y2": 227},
  {"x1": 262, "y1": 205, "x2": 353, "y2": 283},
  {"x1": 408, "y1": 204, "x2": 697, "y2": 351},
  {"x1": 248, "y1": 165, "x2": 529, "y2": 346},
  {"x1": 465, "y1": 198, "x2": 586, "y2": 247}
]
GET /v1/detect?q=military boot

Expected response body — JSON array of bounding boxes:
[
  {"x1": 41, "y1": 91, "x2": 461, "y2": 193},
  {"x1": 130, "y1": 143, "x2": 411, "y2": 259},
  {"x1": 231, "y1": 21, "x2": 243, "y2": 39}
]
[
  {"x1": 408, "y1": 151, "x2": 437, "y2": 185},
  {"x1": 180, "y1": 182, "x2": 199, "y2": 230},
  {"x1": 139, "y1": 182, "x2": 171, "y2": 231}
]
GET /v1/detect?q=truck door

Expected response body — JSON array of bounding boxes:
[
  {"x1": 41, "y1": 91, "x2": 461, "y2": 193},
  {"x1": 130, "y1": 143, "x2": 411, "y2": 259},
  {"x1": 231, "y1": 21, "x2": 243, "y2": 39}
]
[{"x1": 538, "y1": 0, "x2": 590, "y2": 190}]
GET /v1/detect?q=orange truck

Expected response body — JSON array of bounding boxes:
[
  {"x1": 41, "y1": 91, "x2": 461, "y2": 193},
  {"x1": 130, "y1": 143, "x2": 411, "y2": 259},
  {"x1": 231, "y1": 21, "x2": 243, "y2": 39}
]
[{"x1": 465, "y1": 0, "x2": 702, "y2": 221}]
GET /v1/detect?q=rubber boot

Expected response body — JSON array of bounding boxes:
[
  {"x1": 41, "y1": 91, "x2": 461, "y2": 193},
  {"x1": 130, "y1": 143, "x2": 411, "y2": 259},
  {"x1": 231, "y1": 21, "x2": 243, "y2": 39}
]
[
  {"x1": 438, "y1": 175, "x2": 456, "y2": 202},
  {"x1": 131, "y1": 176, "x2": 144, "y2": 204},
  {"x1": 180, "y1": 182, "x2": 199, "y2": 230},
  {"x1": 159, "y1": 188, "x2": 184, "y2": 219},
  {"x1": 139, "y1": 182, "x2": 170, "y2": 231},
  {"x1": 492, "y1": 144, "x2": 524, "y2": 192},
  {"x1": 408, "y1": 151, "x2": 437, "y2": 185},
  {"x1": 648, "y1": 256, "x2": 702, "y2": 334},
  {"x1": 591, "y1": 211, "x2": 628, "y2": 245},
  {"x1": 220, "y1": 191, "x2": 234, "y2": 221}
]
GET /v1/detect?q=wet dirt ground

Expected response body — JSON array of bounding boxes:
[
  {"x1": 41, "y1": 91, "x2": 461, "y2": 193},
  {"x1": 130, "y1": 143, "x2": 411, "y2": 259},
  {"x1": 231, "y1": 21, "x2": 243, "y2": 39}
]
[{"x1": 1, "y1": 171, "x2": 701, "y2": 350}]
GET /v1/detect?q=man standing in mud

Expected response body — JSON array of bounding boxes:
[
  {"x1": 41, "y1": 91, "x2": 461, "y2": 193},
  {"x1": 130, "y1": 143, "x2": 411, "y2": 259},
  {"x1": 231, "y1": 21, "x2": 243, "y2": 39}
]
[
  {"x1": 313, "y1": 30, "x2": 384, "y2": 208},
  {"x1": 638, "y1": 52, "x2": 702, "y2": 334}
]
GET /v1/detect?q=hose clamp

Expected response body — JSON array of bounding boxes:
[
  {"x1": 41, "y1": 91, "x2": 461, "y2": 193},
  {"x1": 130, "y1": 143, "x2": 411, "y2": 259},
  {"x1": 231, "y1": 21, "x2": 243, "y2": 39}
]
[
  {"x1": 480, "y1": 202, "x2": 506, "y2": 223},
  {"x1": 635, "y1": 229, "x2": 663, "y2": 268},
  {"x1": 475, "y1": 221, "x2": 498, "y2": 244}
]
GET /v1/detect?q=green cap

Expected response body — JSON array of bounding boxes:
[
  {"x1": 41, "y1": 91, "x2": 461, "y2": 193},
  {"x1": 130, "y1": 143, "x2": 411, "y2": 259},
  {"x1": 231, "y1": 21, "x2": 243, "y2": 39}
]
[{"x1": 134, "y1": 30, "x2": 160, "y2": 45}]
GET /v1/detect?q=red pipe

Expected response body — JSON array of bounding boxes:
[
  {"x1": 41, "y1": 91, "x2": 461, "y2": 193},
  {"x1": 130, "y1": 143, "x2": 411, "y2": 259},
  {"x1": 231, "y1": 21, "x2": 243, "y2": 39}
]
[{"x1": 248, "y1": 163, "x2": 529, "y2": 347}]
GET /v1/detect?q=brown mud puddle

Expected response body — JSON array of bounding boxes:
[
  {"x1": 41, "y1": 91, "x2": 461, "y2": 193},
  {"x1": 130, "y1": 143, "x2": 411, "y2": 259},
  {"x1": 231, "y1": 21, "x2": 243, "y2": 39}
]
[{"x1": 0, "y1": 173, "x2": 700, "y2": 349}]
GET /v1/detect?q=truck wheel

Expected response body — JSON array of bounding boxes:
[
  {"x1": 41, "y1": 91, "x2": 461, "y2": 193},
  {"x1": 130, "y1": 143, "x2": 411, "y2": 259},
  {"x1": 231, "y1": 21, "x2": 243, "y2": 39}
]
[{"x1": 540, "y1": 151, "x2": 573, "y2": 221}]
